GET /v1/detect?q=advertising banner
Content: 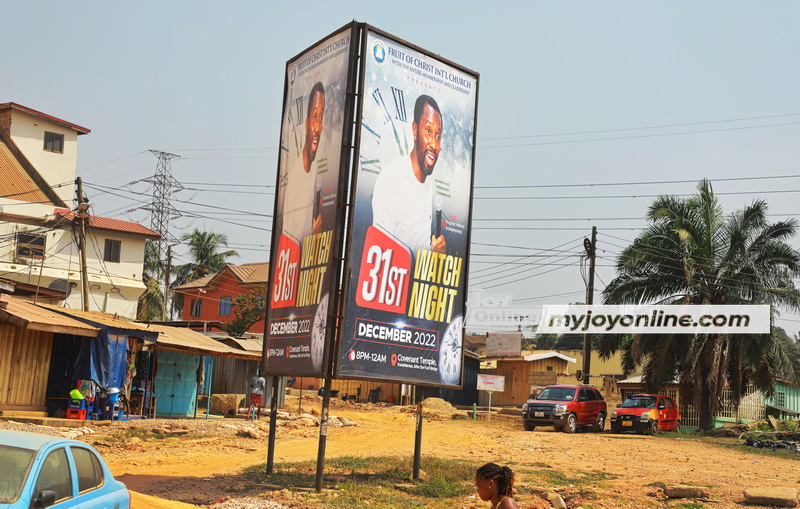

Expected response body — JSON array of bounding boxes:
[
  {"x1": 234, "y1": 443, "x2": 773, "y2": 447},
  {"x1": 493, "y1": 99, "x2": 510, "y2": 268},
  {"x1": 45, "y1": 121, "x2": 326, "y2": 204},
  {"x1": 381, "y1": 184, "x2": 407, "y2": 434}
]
[
  {"x1": 338, "y1": 30, "x2": 478, "y2": 387},
  {"x1": 264, "y1": 27, "x2": 353, "y2": 376},
  {"x1": 476, "y1": 374, "x2": 505, "y2": 392}
]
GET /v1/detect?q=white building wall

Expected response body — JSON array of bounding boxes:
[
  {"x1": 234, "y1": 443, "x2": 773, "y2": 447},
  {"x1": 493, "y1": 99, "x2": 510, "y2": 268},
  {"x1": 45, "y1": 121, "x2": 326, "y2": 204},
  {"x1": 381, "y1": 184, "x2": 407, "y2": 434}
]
[
  {"x1": 0, "y1": 201, "x2": 148, "y2": 319},
  {"x1": 8, "y1": 109, "x2": 79, "y2": 204}
]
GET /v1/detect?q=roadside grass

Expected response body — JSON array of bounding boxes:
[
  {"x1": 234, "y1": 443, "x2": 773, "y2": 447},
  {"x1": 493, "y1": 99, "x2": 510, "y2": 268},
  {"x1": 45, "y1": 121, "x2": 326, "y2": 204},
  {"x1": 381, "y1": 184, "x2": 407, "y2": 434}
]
[{"x1": 241, "y1": 456, "x2": 476, "y2": 509}]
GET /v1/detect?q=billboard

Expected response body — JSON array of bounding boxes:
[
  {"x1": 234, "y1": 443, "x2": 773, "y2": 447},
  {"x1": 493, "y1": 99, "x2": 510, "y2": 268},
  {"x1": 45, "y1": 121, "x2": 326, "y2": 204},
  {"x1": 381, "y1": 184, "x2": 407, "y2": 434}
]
[
  {"x1": 337, "y1": 29, "x2": 479, "y2": 387},
  {"x1": 476, "y1": 374, "x2": 505, "y2": 392},
  {"x1": 264, "y1": 26, "x2": 354, "y2": 376},
  {"x1": 485, "y1": 332, "x2": 523, "y2": 358}
]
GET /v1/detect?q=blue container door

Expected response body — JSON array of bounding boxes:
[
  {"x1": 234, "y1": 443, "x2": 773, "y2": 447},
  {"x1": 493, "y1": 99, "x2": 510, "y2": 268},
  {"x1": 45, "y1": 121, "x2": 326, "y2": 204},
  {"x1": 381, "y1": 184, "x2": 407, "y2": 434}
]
[{"x1": 154, "y1": 350, "x2": 198, "y2": 417}]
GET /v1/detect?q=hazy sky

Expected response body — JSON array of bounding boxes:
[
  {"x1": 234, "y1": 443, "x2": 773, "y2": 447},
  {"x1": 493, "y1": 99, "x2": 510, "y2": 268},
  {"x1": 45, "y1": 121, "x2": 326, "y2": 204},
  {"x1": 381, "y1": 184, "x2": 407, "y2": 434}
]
[{"x1": 4, "y1": 2, "x2": 800, "y2": 332}]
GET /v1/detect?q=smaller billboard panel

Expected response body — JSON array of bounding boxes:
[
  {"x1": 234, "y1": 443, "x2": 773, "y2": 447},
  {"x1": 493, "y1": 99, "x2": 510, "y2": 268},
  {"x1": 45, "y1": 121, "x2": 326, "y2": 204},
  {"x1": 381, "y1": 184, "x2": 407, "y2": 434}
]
[
  {"x1": 485, "y1": 332, "x2": 523, "y2": 358},
  {"x1": 476, "y1": 374, "x2": 505, "y2": 392}
]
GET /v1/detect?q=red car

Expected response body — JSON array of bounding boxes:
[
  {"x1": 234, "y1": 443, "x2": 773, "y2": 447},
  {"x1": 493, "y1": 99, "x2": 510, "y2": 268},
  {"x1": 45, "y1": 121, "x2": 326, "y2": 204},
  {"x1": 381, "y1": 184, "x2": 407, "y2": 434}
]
[
  {"x1": 610, "y1": 394, "x2": 682, "y2": 434},
  {"x1": 521, "y1": 384, "x2": 607, "y2": 433}
]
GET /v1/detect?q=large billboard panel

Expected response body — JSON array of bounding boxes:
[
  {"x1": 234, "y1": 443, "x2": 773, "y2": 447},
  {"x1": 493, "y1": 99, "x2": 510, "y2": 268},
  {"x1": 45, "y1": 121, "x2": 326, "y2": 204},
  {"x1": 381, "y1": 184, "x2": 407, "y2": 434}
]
[
  {"x1": 264, "y1": 26, "x2": 353, "y2": 376},
  {"x1": 338, "y1": 30, "x2": 478, "y2": 387}
]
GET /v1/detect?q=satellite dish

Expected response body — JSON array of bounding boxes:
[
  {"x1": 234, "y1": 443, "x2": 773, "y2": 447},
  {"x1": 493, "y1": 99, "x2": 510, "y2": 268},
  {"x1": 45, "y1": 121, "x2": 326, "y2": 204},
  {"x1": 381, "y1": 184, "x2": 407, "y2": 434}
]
[{"x1": 48, "y1": 279, "x2": 72, "y2": 297}]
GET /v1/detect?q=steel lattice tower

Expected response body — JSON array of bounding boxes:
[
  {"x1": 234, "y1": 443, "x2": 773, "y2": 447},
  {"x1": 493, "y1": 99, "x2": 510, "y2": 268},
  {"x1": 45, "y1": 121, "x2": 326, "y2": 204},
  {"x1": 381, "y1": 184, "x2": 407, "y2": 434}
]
[{"x1": 143, "y1": 150, "x2": 182, "y2": 269}]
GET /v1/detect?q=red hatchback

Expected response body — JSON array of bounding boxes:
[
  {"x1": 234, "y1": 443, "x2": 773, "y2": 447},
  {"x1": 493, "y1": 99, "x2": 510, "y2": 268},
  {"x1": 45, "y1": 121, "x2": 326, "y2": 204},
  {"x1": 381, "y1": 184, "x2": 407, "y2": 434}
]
[{"x1": 610, "y1": 394, "x2": 681, "y2": 434}]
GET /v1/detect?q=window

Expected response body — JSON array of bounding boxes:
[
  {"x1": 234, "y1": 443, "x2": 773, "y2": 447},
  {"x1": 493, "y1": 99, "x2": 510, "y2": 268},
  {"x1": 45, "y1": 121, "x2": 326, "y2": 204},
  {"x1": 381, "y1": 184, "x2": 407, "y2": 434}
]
[
  {"x1": 776, "y1": 391, "x2": 786, "y2": 408},
  {"x1": 103, "y1": 239, "x2": 121, "y2": 263},
  {"x1": 44, "y1": 131, "x2": 64, "y2": 153},
  {"x1": 219, "y1": 297, "x2": 232, "y2": 316},
  {"x1": 190, "y1": 298, "x2": 202, "y2": 318},
  {"x1": 16, "y1": 232, "x2": 46, "y2": 259},
  {"x1": 71, "y1": 447, "x2": 104, "y2": 493},
  {"x1": 34, "y1": 448, "x2": 72, "y2": 503}
]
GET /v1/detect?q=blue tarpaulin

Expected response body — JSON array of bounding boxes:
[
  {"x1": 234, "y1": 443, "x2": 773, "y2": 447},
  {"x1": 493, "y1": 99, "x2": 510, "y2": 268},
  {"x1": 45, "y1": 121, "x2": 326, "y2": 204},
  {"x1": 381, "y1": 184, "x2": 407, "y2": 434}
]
[{"x1": 73, "y1": 331, "x2": 130, "y2": 390}]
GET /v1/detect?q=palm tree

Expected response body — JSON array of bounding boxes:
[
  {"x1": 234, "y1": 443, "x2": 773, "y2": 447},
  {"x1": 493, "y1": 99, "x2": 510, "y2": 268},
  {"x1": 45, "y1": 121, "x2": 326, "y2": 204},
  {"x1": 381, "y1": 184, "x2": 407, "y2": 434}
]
[
  {"x1": 170, "y1": 229, "x2": 238, "y2": 318},
  {"x1": 601, "y1": 180, "x2": 800, "y2": 430},
  {"x1": 137, "y1": 239, "x2": 165, "y2": 320}
]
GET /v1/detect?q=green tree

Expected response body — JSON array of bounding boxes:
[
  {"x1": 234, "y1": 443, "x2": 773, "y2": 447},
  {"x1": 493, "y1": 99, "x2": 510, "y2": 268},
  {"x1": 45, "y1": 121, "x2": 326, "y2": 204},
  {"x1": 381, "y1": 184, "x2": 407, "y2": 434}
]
[
  {"x1": 601, "y1": 180, "x2": 800, "y2": 430},
  {"x1": 137, "y1": 239, "x2": 165, "y2": 320},
  {"x1": 221, "y1": 289, "x2": 267, "y2": 337},
  {"x1": 171, "y1": 229, "x2": 238, "y2": 318}
]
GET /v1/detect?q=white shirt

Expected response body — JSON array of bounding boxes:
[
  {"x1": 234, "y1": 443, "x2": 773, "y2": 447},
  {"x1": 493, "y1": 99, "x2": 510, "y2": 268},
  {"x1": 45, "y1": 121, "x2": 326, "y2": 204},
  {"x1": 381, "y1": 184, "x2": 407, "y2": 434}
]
[
  {"x1": 372, "y1": 156, "x2": 434, "y2": 252},
  {"x1": 281, "y1": 154, "x2": 317, "y2": 242}
]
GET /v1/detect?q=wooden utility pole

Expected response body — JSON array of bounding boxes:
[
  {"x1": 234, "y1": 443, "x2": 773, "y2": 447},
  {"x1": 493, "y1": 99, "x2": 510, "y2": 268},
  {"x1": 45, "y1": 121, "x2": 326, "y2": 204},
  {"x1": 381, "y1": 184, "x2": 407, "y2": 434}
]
[
  {"x1": 164, "y1": 245, "x2": 172, "y2": 320},
  {"x1": 582, "y1": 226, "x2": 597, "y2": 385},
  {"x1": 76, "y1": 177, "x2": 90, "y2": 312}
]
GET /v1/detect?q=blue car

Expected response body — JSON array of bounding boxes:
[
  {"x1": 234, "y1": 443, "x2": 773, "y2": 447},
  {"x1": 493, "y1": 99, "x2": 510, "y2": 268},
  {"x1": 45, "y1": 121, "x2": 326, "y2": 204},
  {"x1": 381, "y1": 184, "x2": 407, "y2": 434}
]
[{"x1": 0, "y1": 430, "x2": 130, "y2": 508}]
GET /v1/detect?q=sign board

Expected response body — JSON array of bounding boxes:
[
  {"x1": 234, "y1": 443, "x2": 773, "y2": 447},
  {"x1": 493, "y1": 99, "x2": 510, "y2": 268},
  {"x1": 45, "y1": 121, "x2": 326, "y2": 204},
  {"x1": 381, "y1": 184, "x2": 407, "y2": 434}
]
[
  {"x1": 476, "y1": 374, "x2": 505, "y2": 392},
  {"x1": 336, "y1": 27, "x2": 479, "y2": 388},
  {"x1": 485, "y1": 332, "x2": 522, "y2": 358},
  {"x1": 264, "y1": 25, "x2": 355, "y2": 377}
]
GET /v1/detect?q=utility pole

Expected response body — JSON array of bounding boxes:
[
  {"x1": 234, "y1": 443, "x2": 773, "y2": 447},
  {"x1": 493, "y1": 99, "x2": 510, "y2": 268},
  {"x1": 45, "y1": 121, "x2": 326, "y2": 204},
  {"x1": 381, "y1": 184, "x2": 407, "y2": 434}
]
[
  {"x1": 164, "y1": 245, "x2": 172, "y2": 321},
  {"x1": 582, "y1": 226, "x2": 597, "y2": 385},
  {"x1": 75, "y1": 177, "x2": 90, "y2": 312}
]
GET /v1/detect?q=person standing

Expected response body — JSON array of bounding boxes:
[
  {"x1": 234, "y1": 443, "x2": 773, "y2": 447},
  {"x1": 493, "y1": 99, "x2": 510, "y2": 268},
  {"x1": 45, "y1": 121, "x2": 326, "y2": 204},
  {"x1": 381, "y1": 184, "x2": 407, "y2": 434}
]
[{"x1": 249, "y1": 371, "x2": 266, "y2": 420}]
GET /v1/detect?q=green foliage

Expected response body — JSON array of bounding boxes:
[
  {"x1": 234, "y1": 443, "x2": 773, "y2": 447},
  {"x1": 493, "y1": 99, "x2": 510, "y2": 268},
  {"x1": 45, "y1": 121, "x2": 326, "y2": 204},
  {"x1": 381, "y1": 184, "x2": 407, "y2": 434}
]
[
  {"x1": 601, "y1": 179, "x2": 800, "y2": 430},
  {"x1": 673, "y1": 502, "x2": 706, "y2": 509},
  {"x1": 170, "y1": 229, "x2": 238, "y2": 317},
  {"x1": 221, "y1": 289, "x2": 267, "y2": 337}
]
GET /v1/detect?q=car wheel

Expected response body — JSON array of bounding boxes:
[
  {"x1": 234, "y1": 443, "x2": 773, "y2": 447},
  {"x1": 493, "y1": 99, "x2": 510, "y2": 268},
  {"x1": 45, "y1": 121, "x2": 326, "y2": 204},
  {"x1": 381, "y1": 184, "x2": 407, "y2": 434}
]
[
  {"x1": 523, "y1": 422, "x2": 536, "y2": 432},
  {"x1": 648, "y1": 420, "x2": 659, "y2": 435},
  {"x1": 564, "y1": 414, "x2": 577, "y2": 434},
  {"x1": 594, "y1": 413, "x2": 606, "y2": 432},
  {"x1": 674, "y1": 421, "x2": 682, "y2": 434}
]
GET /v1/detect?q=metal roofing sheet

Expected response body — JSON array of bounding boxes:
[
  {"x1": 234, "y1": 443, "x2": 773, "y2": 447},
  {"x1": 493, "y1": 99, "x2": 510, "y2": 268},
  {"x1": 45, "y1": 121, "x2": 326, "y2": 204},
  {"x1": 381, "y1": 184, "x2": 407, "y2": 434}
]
[
  {"x1": 0, "y1": 295, "x2": 98, "y2": 337},
  {"x1": 0, "y1": 139, "x2": 53, "y2": 204},
  {"x1": 36, "y1": 303, "x2": 157, "y2": 338},
  {"x1": 54, "y1": 209, "x2": 160, "y2": 238},
  {"x1": 146, "y1": 324, "x2": 261, "y2": 360}
]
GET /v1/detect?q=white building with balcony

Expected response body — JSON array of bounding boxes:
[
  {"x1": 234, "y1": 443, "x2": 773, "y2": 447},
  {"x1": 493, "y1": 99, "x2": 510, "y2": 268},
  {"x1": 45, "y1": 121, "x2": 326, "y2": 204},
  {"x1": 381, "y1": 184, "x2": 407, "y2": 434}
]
[{"x1": 0, "y1": 102, "x2": 158, "y2": 318}]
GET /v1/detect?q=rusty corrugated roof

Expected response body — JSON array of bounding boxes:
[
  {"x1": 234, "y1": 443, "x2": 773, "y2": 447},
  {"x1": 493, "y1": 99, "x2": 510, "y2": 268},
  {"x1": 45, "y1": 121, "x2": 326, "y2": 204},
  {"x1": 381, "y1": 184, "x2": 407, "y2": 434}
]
[
  {"x1": 0, "y1": 295, "x2": 98, "y2": 337},
  {"x1": 174, "y1": 263, "x2": 269, "y2": 293},
  {"x1": 54, "y1": 209, "x2": 160, "y2": 239},
  {"x1": 36, "y1": 303, "x2": 158, "y2": 340},
  {"x1": 0, "y1": 139, "x2": 54, "y2": 204},
  {"x1": 172, "y1": 274, "x2": 215, "y2": 292},
  {"x1": 146, "y1": 324, "x2": 260, "y2": 360}
]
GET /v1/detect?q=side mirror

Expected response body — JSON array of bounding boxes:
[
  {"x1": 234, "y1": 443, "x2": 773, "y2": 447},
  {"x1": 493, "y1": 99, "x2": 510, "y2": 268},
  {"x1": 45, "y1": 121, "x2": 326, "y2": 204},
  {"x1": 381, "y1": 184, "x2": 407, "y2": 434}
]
[
  {"x1": 33, "y1": 490, "x2": 57, "y2": 508},
  {"x1": 616, "y1": 403, "x2": 621, "y2": 408}
]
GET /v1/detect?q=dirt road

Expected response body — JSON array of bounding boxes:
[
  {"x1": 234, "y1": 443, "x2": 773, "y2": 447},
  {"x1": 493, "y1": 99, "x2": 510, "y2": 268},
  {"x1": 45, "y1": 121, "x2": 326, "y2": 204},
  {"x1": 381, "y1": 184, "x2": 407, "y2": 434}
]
[{"x1": 79, "y1": 397, "x2": 799, "y2": 508}]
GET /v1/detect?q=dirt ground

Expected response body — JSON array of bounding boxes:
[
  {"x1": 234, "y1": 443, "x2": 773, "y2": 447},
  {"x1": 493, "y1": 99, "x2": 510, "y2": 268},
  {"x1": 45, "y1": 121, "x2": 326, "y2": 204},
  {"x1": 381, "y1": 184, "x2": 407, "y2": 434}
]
[{"x1": 7, "y1": 396, "x2": 800, "y2": 508}]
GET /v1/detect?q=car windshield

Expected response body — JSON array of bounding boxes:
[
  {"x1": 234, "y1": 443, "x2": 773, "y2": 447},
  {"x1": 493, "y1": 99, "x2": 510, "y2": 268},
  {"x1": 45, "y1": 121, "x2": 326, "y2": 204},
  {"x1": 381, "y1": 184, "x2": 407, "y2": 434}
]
[
  {"x1": 0, "y1": 445, "x2": 36, "y2": 503},
  {"x1": 536, "y1": 388, "x2": 575, "y2": 401},
  {"x1": 621, "y1": 397, "x2": 656, "y2": 409}
]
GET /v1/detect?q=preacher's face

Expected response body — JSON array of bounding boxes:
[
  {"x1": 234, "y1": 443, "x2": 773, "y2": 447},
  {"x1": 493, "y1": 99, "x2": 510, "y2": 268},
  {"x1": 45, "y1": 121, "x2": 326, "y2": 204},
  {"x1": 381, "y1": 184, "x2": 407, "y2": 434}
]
[
  {"x1": 306, "y1": 90, "x2": 325, "y2": 159},
  {"x1": 413, "y1": 104, "x2": 442, "y2": 176}
]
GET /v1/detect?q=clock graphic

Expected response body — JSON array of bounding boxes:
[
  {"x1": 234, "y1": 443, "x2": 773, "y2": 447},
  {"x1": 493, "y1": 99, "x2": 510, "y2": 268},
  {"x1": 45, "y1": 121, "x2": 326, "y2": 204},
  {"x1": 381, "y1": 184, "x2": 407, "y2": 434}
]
[
  {"x1": 438, "y1": 315, "x2": 463, "y2": 386},
  {"x1": 359, "y1": 85, "x2": 411, "y2": 176},
  {"x1": 311, "y1": 292, "x2": 329, "y2": 372}
]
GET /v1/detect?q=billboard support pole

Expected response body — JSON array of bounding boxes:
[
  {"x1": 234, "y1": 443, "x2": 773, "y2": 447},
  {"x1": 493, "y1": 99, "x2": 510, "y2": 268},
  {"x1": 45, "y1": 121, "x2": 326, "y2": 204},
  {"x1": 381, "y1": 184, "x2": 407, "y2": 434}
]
[
  {"x1": 266, "y1": 376, "x2": 279, "y2": 474},
  {"x1": 315, "y1": 379, "x2": 333, "y2": 492},
  {"x1": 412, "y1": 386, "x2": 424, "y2": 480}
]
